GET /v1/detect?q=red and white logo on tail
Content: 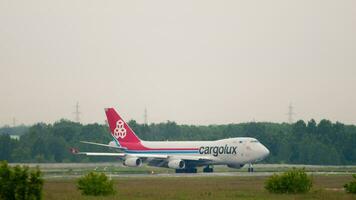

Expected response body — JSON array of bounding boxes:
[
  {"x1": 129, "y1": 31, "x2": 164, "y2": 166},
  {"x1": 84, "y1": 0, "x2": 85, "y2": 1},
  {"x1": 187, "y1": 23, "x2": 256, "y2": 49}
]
[
  {"x1": 114, "y1": 120, "x2": 126, "y2": 138},
  {"x1": 105, "y1": 108, "x2": 141, "y2": 144}
]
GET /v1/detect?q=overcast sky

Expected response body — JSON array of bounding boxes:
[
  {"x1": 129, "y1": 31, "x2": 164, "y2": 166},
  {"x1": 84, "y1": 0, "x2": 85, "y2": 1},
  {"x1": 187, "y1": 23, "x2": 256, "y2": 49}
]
[{"x1": 0, "y1": 0, "x2": 355, "y2": 126}]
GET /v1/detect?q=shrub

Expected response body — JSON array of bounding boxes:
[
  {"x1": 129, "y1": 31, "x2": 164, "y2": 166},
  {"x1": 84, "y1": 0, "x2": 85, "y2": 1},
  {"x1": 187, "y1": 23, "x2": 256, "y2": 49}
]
[
  {"x1": 265, "y1": 168, "x2": 312, "y2": 193},
  {"x1": 0, "y1": 161, "x2": 43, "y2": 200},
  {"x1": 344, "y1": 174, "x2": 356, "y2": 194},
  {"x1": 77, "y1": 172, "x2": 115, "y2": 196}
]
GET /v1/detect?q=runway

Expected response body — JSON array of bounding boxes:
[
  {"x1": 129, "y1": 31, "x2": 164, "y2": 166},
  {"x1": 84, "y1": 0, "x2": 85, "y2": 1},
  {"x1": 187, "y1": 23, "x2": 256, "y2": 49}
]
[
  {"x1": 44, "y1": 171, "x2": 356, "y2": 179},
  {"x1": 9, "y1": 162, "x2": 356, "y2": 179}
]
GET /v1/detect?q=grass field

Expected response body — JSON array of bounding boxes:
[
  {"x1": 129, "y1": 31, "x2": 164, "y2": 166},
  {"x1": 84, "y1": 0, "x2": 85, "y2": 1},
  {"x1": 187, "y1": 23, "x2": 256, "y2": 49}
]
[{"x1": 44, "y1": 175, "x2": 356, "y2": 200}]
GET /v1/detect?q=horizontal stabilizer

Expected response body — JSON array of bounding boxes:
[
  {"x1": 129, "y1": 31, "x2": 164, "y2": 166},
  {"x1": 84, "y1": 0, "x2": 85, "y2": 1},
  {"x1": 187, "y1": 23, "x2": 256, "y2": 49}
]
[
  {"x1": 77, "y1": 152, "x2": 126, "y2": 157},
  {"x1": 80, "y1": 141, "x2": 127, "y2": 150},
  {"x1": 77, "y1": 152, "x2": 168, "y2": 159}
]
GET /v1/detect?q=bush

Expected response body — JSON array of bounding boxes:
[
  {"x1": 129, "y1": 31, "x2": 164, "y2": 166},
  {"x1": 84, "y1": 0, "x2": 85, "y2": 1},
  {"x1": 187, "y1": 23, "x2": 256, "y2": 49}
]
[
  {"x1": 77, "y1": 172, "x2": 115, "y2": 196},
  {"x1": 265, "y1": 168, "x2": 312, "y2": 193},
  {"x1": 344, "y1": 174, "x2": 356, "y2": 193},
  {"x1": 0, "y1": 161, "x2": 43, "y2": 200}
]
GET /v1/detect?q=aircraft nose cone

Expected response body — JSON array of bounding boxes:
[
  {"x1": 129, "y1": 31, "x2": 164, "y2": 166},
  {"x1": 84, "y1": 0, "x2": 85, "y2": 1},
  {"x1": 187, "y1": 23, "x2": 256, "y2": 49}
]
[{"x1": 262, "y1": 145, "x2": 270, "y2": 158}]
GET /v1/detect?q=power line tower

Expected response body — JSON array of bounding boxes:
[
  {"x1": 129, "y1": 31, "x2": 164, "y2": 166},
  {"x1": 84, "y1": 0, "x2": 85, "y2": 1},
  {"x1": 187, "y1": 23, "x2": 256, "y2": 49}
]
[
  {"x1": 144, "y1": 107, "x2": 148, "y2": 125},
  {"x1": 287, "y1": 103, "x2": 295, "y2": 124},
  {"x1": 73, "y1": 102, "x2": 81, "y2": 123}
]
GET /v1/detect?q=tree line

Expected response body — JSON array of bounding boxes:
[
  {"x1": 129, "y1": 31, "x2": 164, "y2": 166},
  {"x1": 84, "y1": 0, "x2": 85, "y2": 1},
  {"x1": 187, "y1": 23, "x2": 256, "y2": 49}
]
[{"x1": 0, "y1": 119, "x2": 355, "y2": 165}]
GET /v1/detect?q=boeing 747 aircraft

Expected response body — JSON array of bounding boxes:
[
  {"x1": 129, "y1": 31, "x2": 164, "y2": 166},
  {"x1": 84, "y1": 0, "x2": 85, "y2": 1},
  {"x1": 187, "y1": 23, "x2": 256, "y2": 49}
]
[{"x1": 74, "y1": 108, "x2": 270, "y2": 173}]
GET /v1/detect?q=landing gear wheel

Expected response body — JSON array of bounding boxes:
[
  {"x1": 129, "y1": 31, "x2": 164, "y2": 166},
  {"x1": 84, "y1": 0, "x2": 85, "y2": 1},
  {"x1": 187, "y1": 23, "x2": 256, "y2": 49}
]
[
  {"x1": 248, "y1": 163, "x2": 254, "y2": 173},
  {"x1": 203, "y1": 166, "x2": 214, "y2": 173},
  {"x1": 175, "y1": 169, "x2": 185, "y2": 173},
  {"x1": 175, "y1": 168, "x2": 197, "y2": 173},
  {"x1": 186, "y1": 168, "x2": 197, "y2": 173}
]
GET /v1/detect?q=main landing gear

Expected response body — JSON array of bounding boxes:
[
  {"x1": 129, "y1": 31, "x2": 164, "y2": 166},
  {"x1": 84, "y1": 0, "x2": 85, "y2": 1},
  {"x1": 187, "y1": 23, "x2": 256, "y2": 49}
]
[
  {"x1": 175, "y1": 168, "x2": 197, "y2": 173},
  {"x1": 203, "y1": 165, "x2": 214, "y2": 173},
  {"x1": 248, "y1": 163, "x2": 254, "y2": 172},
  {"x1": 175, "y1": 166, "x2": 214, "y2": 173}
]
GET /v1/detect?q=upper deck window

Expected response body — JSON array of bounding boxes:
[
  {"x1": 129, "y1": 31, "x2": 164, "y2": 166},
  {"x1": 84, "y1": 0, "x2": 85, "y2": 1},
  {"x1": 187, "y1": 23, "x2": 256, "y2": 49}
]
[{"x1": 250, "y1": 139, "x2": 259, "y2": 143}]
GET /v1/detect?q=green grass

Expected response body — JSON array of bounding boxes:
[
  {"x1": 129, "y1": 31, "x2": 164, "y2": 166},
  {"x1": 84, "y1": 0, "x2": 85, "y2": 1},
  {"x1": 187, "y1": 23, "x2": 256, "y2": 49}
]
[{"x1": 43, "y1": 175, "x2": 356, "y2": 200}]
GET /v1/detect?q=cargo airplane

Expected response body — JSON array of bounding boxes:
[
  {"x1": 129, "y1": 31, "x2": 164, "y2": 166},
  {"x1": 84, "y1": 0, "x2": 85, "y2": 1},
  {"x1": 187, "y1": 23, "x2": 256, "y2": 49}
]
[{"x1": 74, "y1": 108, "x2": 270, "y2": 173}]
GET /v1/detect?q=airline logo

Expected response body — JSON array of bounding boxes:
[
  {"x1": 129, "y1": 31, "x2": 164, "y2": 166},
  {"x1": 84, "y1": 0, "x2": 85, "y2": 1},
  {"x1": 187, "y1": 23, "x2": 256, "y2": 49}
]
[
  {"x1": 199, "y1": 145, "x2": 237, "y2": 157},
  {"x1": 114, "y1": 120, "x2": 127, "y2": 139}
]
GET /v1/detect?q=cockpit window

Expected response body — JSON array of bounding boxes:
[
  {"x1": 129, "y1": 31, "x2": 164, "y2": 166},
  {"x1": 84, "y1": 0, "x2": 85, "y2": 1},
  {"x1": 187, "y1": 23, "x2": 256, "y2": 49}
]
[{"x1": 250, "y1": 139, "x2": 259, "y2": 143}]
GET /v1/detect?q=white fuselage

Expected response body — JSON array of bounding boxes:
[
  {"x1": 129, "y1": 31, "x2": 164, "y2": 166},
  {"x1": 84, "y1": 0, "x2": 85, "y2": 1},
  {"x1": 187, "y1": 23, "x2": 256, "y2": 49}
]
[{"x1": 122, "y1": 137, "x2": 269, "y2": 167}]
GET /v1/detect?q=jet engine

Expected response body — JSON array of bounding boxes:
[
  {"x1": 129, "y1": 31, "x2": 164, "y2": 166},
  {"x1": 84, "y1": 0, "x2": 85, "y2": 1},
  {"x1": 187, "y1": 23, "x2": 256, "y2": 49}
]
[
  {"x1": 124, "y1": 157, "x2": 142, "y2": 167},
  {"x1": 168, "y1": 159, "x2": 185, "y2": 169},
  {"x1": 227, "y1": 164, "x2": 245, "y2": 169}
]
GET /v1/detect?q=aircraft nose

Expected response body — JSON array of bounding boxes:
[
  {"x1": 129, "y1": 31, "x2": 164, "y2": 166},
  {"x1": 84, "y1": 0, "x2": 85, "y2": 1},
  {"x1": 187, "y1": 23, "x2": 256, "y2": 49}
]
[
  {"x1": 257, "y1": 143, "x2": 269, "y2": 160},
  {"x1": 262, "y1": 145, "x2": 270, "y2": 158}
]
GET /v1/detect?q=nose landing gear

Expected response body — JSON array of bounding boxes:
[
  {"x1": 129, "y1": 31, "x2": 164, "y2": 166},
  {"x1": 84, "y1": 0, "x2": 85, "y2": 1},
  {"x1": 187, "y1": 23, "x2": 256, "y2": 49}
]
[{"x1": 248, "y1": 163, "x2": 254, "y2": 172}]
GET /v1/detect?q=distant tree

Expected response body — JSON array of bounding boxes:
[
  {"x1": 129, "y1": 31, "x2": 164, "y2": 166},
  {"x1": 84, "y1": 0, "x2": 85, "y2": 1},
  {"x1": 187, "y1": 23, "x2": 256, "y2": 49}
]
[
  {"x1": 0, "y1": 125, "x2": 29, "y2": 136},
  {"x1": 1, "y1": 118, "x2": 356, "y2": 165},
  {"x1": 53, "y1": 119, "x2": 81, "y2": 142},
  {"x1": 31, "y1": 138, "x2": 47, "y2": 161},
  {"x1": 317, "y1": 119, "x2": 333, "y2": 135},
  {"x1": 307, "y1": 119, "x2": 317, "y2": 134},
  {"x1": 47, "y1": 136, "x2": 66, "y2": 162},
  {"x1": 0, "y1": 134, "x2": 17, "y2": 162},
  {"x1": 293, "y1": 120, "x2": 307, "y2": 137}
]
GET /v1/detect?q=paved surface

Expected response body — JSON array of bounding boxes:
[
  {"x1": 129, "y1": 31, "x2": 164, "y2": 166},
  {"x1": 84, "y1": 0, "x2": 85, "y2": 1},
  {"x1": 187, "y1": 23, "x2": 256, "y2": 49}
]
[
  {"x1": 44, "y1": 171, "x2": 356, "y2": 179},
  {"x1": 10, "y1": 163, "x2": 356, "y2": 169},
  {"x1": 8, "y1": 162, "x2": 356, "y2": 179}
]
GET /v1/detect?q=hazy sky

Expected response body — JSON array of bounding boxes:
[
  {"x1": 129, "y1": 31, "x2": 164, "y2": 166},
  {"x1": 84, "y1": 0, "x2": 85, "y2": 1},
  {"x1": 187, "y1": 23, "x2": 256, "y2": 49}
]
[{"x1": 1, "y1": 0, "x2": 356, "y2": 126}]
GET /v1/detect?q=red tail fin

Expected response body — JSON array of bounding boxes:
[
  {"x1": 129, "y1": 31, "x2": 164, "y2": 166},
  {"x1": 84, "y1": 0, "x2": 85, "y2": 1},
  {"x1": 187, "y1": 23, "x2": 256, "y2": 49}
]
[{"x1": 105, "y1": 108, "x2": 141, "y2": 144}]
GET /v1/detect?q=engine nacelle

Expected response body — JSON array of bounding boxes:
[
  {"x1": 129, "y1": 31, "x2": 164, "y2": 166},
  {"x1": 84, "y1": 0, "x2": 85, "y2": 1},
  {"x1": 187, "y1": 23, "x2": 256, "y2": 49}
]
[
  {"x1": 227, "y1": 164, "x2": 245, "y2": 169},
  {"x1": 124, "y1": 157, "x2": 142, "y2": 167},
  {"x1": 168, "y1": 159, "x2": 185, "y2": 169}
]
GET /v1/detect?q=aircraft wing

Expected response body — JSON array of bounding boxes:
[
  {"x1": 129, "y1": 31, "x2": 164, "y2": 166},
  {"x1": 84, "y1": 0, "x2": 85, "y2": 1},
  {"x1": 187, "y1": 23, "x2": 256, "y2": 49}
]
[{"x1": 72, "y1": 146, "x2": 212, "y2": 167}]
